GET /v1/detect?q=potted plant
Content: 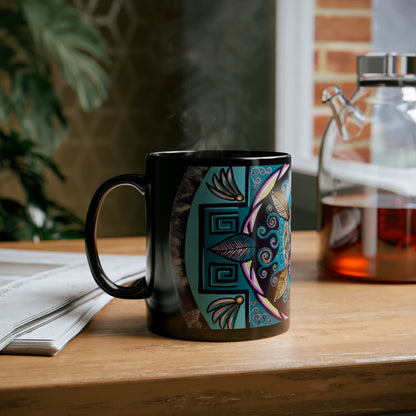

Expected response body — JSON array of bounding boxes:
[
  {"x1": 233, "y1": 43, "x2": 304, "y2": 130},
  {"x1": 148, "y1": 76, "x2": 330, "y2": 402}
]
[{"x1": 0, "y1": 0, "x2": 109, "y2": 240}]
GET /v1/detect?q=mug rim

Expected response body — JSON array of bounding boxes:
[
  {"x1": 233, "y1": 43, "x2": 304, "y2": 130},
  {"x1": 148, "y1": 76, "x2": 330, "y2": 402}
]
[{"x1": 147, "y1": 150, "x2": 291, "y2": 162}]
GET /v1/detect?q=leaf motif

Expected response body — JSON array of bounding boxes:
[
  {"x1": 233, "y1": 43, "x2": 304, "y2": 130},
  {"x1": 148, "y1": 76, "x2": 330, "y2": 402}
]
[
  {"x1": 274, "y1": 267, "x2": 289, "y2": 301},
  {"x1": 271, "y1": 191, "x2": 290, "y2": 221},
  {"x1": 210, "y1": 233, "x2": 256, "y2": 263}
]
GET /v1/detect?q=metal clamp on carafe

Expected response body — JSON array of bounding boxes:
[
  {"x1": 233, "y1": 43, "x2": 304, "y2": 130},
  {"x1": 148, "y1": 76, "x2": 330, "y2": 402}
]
[{"x1": 319, "y1": 53, "x2": 416, "y2": 282}]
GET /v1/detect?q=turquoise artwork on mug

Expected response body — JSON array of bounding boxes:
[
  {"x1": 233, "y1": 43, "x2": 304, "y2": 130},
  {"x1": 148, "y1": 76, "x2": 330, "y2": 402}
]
[{"x1": 184, "y1": 164, "x2": 291, "y2": 330}]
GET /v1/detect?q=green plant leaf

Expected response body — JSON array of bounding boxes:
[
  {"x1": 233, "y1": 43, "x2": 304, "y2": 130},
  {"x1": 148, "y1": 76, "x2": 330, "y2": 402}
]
[
  {"x1": 0, "y1": 8, "x2": 43, "y2": 71},
  {"x1": 19, "y1": 0, "x2": 110, "y2": 113},
  {"x1": 0, "y1": 0, "x2": 105, "y2": 240},
  {"x1": 0, "y1": 91, "x2": 10, "y2": 123},
  {"x1": 0, "y1": 43, "x2": 15, "y2": 70},
  {"x1": 0, "y1": 131, "x2": 85, "y2": 241},
  {"x1": 0, "y1": 130, "x2": 64, "y2": 208},
  {"x1": 0, "y1": 198, "x2": 33, "y2": 241},
  {"x1": 0, "y1": 9, "x2": 26, "y2": 44},
  {"x1": 11, "y1": 71, "x2": 67, "y2": 154}
]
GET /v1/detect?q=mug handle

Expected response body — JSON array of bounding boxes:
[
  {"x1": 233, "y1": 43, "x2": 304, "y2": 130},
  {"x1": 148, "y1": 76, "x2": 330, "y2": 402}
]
[{"x1": 85, "y1": 174, "x2": 150, "y2": 299}]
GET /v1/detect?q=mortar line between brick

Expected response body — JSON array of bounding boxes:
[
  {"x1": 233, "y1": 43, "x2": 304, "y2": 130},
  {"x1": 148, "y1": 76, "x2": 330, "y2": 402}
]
[
  {"x1": 315, "y1": 8, "x2": 372, "y2": 17},
  {"x1": 314, "y1": 42, "x2": 372, "y2": 51}
]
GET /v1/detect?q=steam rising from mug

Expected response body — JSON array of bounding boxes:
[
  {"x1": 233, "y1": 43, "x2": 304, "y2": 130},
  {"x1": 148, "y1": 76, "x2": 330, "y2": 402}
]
[{"x1": 176, "y1": 0, "x2": 275, "y2": 150}]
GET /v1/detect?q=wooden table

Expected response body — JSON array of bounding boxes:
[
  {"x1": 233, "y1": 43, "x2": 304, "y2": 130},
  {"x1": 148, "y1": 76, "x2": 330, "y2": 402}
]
[{"x1": 1, "y1": 231, "x2": 415, "y2": 416}]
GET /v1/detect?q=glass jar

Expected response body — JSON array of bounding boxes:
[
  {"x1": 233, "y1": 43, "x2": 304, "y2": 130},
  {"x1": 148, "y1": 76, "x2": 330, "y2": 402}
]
[{"x1": 319, "y1": 53, "x2": 416, "y2": 282}]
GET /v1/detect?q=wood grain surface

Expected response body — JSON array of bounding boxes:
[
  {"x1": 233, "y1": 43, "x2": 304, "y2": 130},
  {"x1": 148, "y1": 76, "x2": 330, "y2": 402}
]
[{"x1": 1, "y1": 232, "x2": 415, "y2": 415}]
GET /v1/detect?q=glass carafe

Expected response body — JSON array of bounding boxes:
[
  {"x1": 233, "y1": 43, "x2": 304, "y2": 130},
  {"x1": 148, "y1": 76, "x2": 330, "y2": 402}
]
[{"x1": 319, "y1": 53, "x2": 416, "y2": 282}]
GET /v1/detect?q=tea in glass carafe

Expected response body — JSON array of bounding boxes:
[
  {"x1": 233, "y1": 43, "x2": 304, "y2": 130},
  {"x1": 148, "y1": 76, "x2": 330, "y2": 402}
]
[{"x1": 319, "y1": 53, "x2": 416, "y2": 282}]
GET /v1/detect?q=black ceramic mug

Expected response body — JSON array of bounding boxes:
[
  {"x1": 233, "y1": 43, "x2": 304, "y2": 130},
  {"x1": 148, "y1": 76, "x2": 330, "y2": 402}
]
[{"x1": 85, "y1": 150, "x2": 291, "y2": 341}]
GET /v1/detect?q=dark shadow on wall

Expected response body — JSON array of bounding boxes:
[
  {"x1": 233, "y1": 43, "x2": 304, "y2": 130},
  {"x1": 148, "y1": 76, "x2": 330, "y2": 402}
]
[
  {"x1": 47, "y1": 0, "x2": 276, "y2": 237},
  {"x1": 180, "y1": 0, "x2": 276, "y2": 151},
  {"x1": 292, "y1": 172, "x2": 318, "y2": 231}
]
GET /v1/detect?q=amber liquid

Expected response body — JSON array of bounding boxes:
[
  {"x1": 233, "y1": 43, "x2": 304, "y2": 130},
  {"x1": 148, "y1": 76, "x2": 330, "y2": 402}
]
[{"x1": 320, "y1": 194, "x2": 416, "y2": 282}]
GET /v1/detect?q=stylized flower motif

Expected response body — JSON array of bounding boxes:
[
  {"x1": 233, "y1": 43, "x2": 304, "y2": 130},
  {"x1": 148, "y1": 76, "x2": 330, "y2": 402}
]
[
  {"x1": 207, "y1": 296, "x2": 244, "y2": 329},
  {"x1": 209, "y1": 233, "x2": 256, "y2": 262},
  {"x1": 207, "y1": 168, "x2": 244, "y2": 201}
]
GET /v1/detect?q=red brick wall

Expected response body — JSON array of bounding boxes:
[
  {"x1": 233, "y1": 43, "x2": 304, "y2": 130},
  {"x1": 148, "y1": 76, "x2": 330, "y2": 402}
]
[{"x1": 313, "y1": 0, "x2": 372, "y2": 155}]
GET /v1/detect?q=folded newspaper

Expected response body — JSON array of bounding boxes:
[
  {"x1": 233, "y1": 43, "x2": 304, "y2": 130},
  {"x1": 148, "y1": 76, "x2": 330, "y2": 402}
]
[{"x1": 0, "y1": 249, "x2": 145, "y2": 356}]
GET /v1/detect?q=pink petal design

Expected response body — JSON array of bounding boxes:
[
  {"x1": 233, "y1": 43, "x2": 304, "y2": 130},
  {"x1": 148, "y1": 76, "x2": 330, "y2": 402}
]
[
  {"x1": 207, "y1": 168, "x2": 244, "y2": 201},
  {"x1": 242, "y1": 203, "x2": 261, "y2": 234},
  {"x1": 257, "y1": 294, "x2": 282, "y2": 319},
  {"x1": 207, "y1": 185, "x2": 235, "y2": 200},
  {"x1": 241, "y1": 260, "x2": 251, "y2": 280},
  {"x1": 212, "y1": 305, "x2": 229, "y2": 322},
  {"x1": 250, "y1": 265, "x2": 264, "y2": 295},
  {"x1": 207, "y1": 296, "x2": 244, "y2": 329},
  {"x1": 278, "y1": 164, "x2": 290, "y2": 181},
  {"x1": 252, "y1": 169, "x2": 281, "y2": 207}
]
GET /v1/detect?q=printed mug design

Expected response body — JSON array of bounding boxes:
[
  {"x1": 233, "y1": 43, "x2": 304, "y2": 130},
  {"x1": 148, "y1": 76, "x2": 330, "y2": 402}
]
[{"x1": 171, "y1": 164, "x2": 291, "y2": 331}]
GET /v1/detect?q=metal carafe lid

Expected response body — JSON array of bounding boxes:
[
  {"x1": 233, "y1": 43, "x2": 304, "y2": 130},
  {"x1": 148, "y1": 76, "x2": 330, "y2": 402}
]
[{"x1": 357, "y1": 53, "x2": 416, "y2": 84}]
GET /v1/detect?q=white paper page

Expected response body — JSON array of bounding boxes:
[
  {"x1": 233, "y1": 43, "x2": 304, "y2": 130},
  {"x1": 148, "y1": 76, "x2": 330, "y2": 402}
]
[
  {"x1": 0, "y1": 249, "x2": 146, "y2": 352},
  {"x1": 3, "y1": 294, "x2": 111, "y2": 355},
  {"x1": 3, "y1": 270, "x2": 145, "y2": 356}
]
